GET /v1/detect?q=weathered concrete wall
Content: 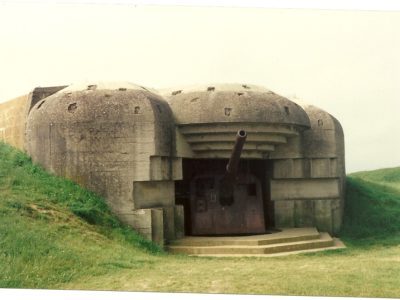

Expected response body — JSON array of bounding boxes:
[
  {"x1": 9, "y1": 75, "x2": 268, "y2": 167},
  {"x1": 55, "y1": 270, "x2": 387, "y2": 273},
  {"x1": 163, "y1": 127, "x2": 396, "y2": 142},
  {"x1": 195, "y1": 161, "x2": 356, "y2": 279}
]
[
  {"x1": 0, "y1": 94, "x2": 30, "y2": 150},
  {"x1": 271, "y1": 104, "x2": 345, "y2": 234},
  {"x1": 0, "y1": 86, "x2": 70, "y2": 151},
  {"x1": 25, "y1": 82, "x2": 184, "y2": 245},
  {"x1": 131, "y1": 208, "x2": 164, "y2": 245},
  {"x1": 271, "y1": 178, "x2": 340, "y2": 200}
]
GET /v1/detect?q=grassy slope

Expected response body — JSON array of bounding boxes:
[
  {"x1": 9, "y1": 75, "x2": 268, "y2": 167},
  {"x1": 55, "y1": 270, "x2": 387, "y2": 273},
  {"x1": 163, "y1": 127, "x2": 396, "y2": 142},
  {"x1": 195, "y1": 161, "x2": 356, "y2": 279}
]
[
  {"x1": 0, "y1": 142, "x2": 163, "y2": 288},
  {"x1": 350, "y1": 167, "x2": 400, "y2": 189},
  {"x1": 1, "y1": 142, "x2": 400, "y2": 297},
  {"x1": 341, "y1": 167, "x2": 400, "y2": 246}
]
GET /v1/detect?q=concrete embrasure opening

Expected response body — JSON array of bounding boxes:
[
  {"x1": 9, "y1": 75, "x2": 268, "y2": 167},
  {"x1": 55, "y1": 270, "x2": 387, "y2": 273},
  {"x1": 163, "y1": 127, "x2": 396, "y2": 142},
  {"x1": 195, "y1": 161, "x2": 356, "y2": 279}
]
[{"x1": 175, "y1": 158, "x2": 274, "y2": 236}]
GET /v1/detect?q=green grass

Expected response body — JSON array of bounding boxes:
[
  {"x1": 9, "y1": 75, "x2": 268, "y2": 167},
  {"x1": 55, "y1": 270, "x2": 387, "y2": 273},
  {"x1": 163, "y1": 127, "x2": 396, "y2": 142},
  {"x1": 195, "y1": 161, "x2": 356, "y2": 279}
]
[
  {"x1": 351, "y1": 167, "x2": 400, "y2": 187},
  {"x1": 349, "y1": 167, "x2": 400, "y2": 195},
  {"x1": 0, "y1": 142, "x2": 162, "y2": 288},
  {"x1": 341, "y1": 167, "x2": 400, "y2": 247},
  {"x1": 1, "y1": 141, "x2": 400, "y2": 297}
]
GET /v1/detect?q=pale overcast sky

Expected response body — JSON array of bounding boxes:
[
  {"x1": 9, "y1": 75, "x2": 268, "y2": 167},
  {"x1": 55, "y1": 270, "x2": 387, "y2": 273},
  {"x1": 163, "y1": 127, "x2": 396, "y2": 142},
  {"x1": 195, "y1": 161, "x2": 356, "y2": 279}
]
[{"x1": 0, "y1": 2, "x2": 399, "y2": 173}]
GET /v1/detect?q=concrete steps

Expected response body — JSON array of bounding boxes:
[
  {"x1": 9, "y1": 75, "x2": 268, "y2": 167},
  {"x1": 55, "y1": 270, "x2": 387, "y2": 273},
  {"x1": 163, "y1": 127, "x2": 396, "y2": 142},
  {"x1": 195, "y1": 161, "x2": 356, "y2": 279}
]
[{"x1": 166, "y1": 228, "x2": 345, "y2": 257}]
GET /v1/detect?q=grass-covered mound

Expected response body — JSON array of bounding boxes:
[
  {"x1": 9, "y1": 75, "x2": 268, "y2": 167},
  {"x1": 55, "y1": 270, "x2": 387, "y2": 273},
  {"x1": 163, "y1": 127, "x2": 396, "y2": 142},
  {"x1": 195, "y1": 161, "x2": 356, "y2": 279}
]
[
  {"x1": 341, "y1": 167, "x2": 400, "y2": 246},
  {"x1": 0, "y1": 142, "x2": 162, "y2": 288},
  {"x1": 350, "y1": 167, "x2": 400, "y2": 190}
]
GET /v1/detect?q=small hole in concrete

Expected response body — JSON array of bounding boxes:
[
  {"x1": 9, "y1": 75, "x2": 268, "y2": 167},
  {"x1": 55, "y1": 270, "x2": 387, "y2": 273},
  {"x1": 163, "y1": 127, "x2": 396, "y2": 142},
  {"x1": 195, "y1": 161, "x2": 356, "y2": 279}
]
[
  {"x1": 284, "y1": 106, "x2": 290, "y2": 115},
  {"x1": 224, "y1": 107, "x2": 232, "y2": 116},
  {"x1": 68, "y1": 103, "x2": 77, "y2": 113},
  {"x1": 134, "y1": 106, "x2": 140, "y2": 114},
  {"x1": 37, "y1": 100, "x2": 45, "y2": 109},
  {"x1": 190, "y1": 97, "x2": 199, "y2": 102},
  {"x1": 87, "y1": 85, "x2": 97, "y2": 90},
  {"x1": 318, "y1": 119, "x2": 323, "y2": 127},
  {"x1": 172, "y1": 90, "x2": 182, "y2": 95},
  {"x1": 105, "y1": 94, "x2": 111, "y2": 98},
  {"x1": 207, "y1": 86, "x2": 215, "y2": 92},
  {"x1": 237, "y1": 92, "x2": 243, "y2": 96},
  {"x1": 118, "y1": 88, "x2": 127, "y2": 91},
  {"x1": 242, "y1": 84, "x2": 250, "y2": 89}
]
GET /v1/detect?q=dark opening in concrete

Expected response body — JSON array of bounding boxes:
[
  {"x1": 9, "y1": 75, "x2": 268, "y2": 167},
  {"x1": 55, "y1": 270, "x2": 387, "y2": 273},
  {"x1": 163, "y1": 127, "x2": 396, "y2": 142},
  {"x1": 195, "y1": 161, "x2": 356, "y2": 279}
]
[{"x1": 175, "y1": 159, "x2": 274, "y2": 236}]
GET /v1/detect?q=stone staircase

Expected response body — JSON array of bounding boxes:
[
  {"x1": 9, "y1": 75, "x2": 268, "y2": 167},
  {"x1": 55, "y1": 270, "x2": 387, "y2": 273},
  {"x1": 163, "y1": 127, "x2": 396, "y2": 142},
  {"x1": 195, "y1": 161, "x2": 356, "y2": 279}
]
[{"x1": 166, "y1": 227, "x2": 345, "y2": 257}]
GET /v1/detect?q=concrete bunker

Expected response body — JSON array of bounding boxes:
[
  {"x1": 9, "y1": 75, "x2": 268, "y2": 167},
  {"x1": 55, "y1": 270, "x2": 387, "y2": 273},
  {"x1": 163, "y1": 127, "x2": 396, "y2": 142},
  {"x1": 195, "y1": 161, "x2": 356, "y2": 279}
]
[
  {"x1": 165, "y1": 84, "x2": 315, "y2": 237},
  {"x1": 0, "y1": 81, "x2": 346, "y2": 248}
]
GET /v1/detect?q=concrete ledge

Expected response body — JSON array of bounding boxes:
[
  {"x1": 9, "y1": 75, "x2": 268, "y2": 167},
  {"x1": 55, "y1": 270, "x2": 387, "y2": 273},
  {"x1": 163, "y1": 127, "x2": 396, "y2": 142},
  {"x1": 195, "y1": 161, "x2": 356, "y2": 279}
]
[{"x1": 271, "y1": 178, "x2": 340, "y2": 200}]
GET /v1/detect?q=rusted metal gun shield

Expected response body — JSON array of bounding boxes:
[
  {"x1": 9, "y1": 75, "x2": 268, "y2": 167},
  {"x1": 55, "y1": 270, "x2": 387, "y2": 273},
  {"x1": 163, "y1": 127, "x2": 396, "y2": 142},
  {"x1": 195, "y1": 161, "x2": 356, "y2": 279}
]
[
  {"x1": 219, "y1": 178, "x2": 234, "y2": 206},
  {"x1": 189, "y1": 173, "x2": 265, "y2": 235}
]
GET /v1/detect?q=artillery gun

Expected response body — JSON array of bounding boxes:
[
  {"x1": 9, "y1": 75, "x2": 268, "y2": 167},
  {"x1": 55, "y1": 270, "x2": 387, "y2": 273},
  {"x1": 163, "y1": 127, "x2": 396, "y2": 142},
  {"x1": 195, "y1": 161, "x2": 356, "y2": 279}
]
[
  {"x1": 189, "y1": 130, "x2": 266, "y2": 235},
  {"x1": 219, "y1": 129, "x2": 247, "y2": 206}
]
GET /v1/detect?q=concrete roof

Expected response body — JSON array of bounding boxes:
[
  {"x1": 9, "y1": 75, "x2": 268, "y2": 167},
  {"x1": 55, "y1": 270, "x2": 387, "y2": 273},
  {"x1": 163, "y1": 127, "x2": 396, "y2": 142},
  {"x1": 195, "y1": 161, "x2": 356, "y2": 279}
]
[
  {"x1": 160, "y1": 83, "x2": 271, "y2": 95},
  {"x1": 163, "y1": 83, "x2": 311, "y2": 129},
  {"x1": 61, "y1": 81, "x2": 157, "y2": 93}
]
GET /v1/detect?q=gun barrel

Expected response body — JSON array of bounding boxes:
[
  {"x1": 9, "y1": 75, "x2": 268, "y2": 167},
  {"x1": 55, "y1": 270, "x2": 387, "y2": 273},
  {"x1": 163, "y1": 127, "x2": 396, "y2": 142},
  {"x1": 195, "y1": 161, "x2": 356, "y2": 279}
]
[{"x1": 226, "y1": 129, "x2": 247, "y2": 178}]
